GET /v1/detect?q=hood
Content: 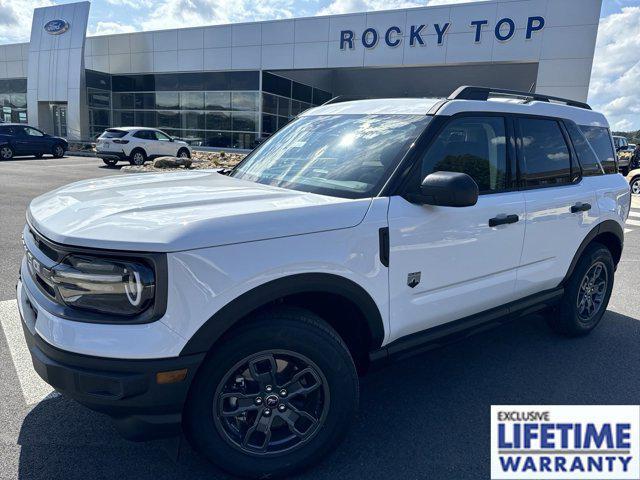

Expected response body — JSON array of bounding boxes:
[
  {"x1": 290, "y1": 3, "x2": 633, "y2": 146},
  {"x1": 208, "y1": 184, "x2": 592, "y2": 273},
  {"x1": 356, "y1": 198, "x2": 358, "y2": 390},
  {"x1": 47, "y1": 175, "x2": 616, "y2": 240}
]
[{"x1": 28, "y1": 171, "x2": 372, "y2": 252}]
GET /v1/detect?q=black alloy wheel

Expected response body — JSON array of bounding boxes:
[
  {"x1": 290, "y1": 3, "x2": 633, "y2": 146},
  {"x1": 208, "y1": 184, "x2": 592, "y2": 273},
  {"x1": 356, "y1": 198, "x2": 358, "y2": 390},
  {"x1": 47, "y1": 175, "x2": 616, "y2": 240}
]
[{"x1": 213, "y1": 350, "x2": 329, "y2": 456}]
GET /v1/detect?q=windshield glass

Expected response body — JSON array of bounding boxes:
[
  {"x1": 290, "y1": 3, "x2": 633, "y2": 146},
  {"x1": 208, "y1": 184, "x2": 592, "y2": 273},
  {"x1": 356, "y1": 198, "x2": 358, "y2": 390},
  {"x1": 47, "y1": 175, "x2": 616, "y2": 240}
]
[{"x1": 231, "y1": 114, "x2": 431, "y2": 198}]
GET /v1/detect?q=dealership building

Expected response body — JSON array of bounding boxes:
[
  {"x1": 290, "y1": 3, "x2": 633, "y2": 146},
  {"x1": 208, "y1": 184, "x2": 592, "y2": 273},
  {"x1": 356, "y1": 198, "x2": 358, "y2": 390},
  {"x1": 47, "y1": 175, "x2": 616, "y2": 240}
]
[{"x1": 0, "y1": 0, "x2": 602, "y2": 147}]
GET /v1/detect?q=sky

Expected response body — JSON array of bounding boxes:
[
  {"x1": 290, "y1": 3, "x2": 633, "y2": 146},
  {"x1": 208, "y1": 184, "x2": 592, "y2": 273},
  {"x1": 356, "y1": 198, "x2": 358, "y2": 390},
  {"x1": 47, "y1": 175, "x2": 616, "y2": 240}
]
[{"x1": 0, "y1": 0, "x2": 639, "y2": 130}]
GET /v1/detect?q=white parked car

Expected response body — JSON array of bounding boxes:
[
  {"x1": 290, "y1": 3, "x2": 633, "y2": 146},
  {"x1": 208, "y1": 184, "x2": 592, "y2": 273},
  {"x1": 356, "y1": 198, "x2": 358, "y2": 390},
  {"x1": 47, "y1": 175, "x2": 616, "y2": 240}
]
[
  {"x1": 18, "y1": 87, "x2": 630, "y2": 478},
  {"x1": 96, "y1": 127, "x2": 192, "y2": 167}
]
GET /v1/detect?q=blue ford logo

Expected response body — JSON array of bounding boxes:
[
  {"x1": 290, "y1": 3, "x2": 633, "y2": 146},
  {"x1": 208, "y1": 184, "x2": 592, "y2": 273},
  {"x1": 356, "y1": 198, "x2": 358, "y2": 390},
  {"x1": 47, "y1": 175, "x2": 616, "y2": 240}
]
[{"x1": 44, "y1": 19, "x2": 70, "y2": 35}]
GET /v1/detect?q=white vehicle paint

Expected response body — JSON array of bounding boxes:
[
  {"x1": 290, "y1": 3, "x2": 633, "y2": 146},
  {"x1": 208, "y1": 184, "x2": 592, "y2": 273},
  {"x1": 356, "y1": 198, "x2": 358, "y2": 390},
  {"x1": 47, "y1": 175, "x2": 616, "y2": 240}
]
[
  {"x1": 16, "y1": 87, "x2": 631, "y2": 477},
  {"x1": 95, "y1": 127, "x2": 192, "y2": 165}
]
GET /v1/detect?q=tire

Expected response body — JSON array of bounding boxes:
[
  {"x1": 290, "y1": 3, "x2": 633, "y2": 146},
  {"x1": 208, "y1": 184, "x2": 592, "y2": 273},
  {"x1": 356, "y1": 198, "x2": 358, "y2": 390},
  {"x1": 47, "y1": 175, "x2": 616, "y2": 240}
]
[
  {"x1": 52, "y1": 144, "x2": 65, "y2": 158},
  {"x1": 177, "y1": 148, "x2": 190, "y2": 159},
  {"x1": 548, "y1": 242, "x2": 614, "y2": 336},
  {"x1": 184, "y1": 307, "x2": 359, "y2": 479},
  {"x1": 102, "y1": 159, "x2": 118, "y2": 168},
  {"x1": 0, "y1": 145, "x2": 14, "y2": 160},
  {"x1": 631, "y1": 176, "x2": 640, "y2": 195},
  {"x1": 129, "y1": 149, "x2": 146, "y2": 166},
  {"x1": 620, "y1": 167, "x2": 629, "y2": 177}
]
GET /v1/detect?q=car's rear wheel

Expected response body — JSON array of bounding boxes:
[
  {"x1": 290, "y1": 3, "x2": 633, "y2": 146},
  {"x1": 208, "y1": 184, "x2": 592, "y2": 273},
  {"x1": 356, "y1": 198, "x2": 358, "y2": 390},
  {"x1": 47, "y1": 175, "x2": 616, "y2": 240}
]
[
  {"x1": 129, "y1": 149, "x2": 146, "y2": 166},
  {"x1": 184, "y1": 308, "x2": 358, "y2": 479},
  {"x1": 0, "y1": 145, "x2": 14, "y2": 160},
  {"x1": 177, "y1": 148, "x2": 190, "y2": 159},
  {"x1": 102, "y1": 159, "x2": 118, "y2": 168},
  {"x1": 631, "y1": 176, "x2": 640, "y2": 195},
  {"x1": 52, "y1": 144, "x2": 65, "y2": 158},
  {"x1": 548, "y1": 242, "x2": 614, "y2": 336}
]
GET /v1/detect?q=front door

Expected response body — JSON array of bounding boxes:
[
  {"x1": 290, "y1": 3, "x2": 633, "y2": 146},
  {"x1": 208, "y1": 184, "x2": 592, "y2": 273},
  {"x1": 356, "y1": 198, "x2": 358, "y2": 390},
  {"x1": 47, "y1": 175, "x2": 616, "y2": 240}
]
[
  {"x1": 153, "y1": 130, "x2": 177, "y2": 156},
  {"x1": 15, "y1": 126, "x2": 49, "y2": 155},
  {"x1": 51, "y1": 104, "x2": 67, "y2": 138},
  {"x1": 387, "y1": 115, "x2": 526, "y2": 343}
]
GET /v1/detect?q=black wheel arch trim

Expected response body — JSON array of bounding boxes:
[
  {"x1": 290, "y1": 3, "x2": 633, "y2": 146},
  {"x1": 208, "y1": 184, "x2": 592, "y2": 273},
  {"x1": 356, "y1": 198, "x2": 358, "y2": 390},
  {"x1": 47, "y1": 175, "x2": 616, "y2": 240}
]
[
  {"x1": 179, "y1": 273, "x2": 385, "y2": 356},
  {"x1": 561, "y1": 219, "x2": 624, "y2": 285}
]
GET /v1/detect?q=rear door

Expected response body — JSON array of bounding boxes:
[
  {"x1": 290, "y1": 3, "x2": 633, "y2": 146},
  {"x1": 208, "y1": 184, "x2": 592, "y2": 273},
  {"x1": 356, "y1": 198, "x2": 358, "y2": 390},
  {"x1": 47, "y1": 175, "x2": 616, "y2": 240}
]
[
  {"x1": 515, "y1": 117, "x2": 599, "y2": 298},
  {"x1": 15, "y1": 126, "x2": 49, "y2": 155},
  {"x1": 132, "y1": 130, "x2": 154, "y2": 156},
  {"x1": 387, "y1": 114, "x2": 526, "y2": 342}
]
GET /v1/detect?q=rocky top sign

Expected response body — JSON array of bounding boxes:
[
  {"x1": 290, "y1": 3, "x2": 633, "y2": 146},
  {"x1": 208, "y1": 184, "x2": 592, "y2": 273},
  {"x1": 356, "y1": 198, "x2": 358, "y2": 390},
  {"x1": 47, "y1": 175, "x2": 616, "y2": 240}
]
[{"x1": 339, "y1": 16, "x2": 545, "y2": 50}]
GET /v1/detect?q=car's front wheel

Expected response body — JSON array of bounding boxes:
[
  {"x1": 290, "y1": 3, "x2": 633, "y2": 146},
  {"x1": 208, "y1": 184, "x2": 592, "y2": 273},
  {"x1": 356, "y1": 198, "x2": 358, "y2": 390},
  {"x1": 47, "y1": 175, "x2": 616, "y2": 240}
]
[
  {"x1": 630, "y1": 176, "x2": 640, "y2": 195},
  {"x1": 177, "y1": 148, "x2": 190, "y2": 159},
  {"x1": 184, "y1": 308, "x2": 358, "y2": 479},
  {"x1": 0, "y1": 145, "x2": 14, "y2": 160},
  {"x1": 548, "y1": 242, "x2": 614, "y2": 336},
  {"x1": 52, "y1": 144, "x2": 65, "y2": 158}
]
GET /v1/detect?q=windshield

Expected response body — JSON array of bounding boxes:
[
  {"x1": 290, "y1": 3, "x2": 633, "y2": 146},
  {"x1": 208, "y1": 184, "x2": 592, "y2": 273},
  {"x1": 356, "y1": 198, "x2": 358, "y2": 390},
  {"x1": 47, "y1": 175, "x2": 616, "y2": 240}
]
[{"x1": 231, "y1": 114, "x2": 431, "y2": 198}]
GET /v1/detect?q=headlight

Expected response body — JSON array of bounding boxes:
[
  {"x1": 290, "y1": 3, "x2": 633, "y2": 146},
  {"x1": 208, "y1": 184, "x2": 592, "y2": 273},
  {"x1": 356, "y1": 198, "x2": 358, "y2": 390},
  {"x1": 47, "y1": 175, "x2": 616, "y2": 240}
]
[{"x1": 51, "y1": 255, "x2": 155, "y2": 316}]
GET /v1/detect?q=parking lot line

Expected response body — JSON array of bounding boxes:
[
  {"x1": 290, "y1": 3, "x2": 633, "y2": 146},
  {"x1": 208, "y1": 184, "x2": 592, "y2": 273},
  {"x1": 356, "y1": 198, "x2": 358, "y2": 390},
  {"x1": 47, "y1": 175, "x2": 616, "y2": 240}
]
[
  {"x1": 0, "y1": 299, "x2": 55, "y2": 405},
  {"x1": 625, "y1": 219, "x2": 640, "y2": 227},
  {"x1": 629, "y1": 210, "x2": 640, "y2": 219}
]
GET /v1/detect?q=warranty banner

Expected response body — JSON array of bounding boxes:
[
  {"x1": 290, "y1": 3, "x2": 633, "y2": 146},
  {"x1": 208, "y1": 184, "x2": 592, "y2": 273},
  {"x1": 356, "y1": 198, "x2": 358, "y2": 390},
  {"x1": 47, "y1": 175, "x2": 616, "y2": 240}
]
[{"x1": 491, "y1": 405, "x2": 640, "y2": 479}]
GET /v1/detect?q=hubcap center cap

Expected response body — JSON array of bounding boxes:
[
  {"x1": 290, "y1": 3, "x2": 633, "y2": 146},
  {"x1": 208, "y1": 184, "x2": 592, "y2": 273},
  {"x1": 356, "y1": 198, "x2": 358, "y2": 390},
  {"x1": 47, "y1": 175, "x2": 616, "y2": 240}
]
[{"x1": 265, "y1": 394, "x2": 279, "y2": 407}]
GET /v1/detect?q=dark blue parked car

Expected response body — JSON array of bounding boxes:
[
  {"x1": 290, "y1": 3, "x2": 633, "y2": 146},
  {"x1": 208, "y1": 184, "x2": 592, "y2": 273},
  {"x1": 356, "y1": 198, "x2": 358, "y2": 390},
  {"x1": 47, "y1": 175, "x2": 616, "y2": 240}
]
[{"x1": 0, "y1": 124, "x2": 68, "y2": 160}]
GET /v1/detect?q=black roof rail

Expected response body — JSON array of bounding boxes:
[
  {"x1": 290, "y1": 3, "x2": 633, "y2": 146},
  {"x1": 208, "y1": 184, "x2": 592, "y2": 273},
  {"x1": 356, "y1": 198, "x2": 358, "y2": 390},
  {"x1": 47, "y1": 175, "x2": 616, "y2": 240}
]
[
  {"x1": 321, "y1": 95, "x2": 368, "y2": 106},
  {"x1": 448, "y1": 86, "x2": 592, "y2": 110}
]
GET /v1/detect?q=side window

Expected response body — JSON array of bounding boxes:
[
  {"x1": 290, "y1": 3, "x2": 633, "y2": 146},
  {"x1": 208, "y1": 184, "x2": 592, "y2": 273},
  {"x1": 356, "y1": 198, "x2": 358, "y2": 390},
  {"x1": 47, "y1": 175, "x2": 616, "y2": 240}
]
[
  {"x1": 133, "y1": 130, "x2": 151, "y2": 140},
  {"x1": 565, "y1": 122, "x2": 604, "y2": 177},
  {"x1": 154, "y1": 130, "x2": 171, "y2": 141},
  {"x1": 580, "y1": 126, "x2": 617, "y2": 174},
  {"x1": 420, "y1": 116, "x2": 508, "y2": 193},
  {"x1": 519, "y1": 118, "x2": 572, "y2": 187},
  {"x1": 24, "y1": 127, "x2": 44, "y2": 137}
]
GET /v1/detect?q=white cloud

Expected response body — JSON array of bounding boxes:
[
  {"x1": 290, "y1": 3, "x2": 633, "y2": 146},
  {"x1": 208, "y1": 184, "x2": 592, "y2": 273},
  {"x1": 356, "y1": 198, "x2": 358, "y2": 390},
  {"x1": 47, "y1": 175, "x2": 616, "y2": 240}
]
[
  {"x1": 141, "y1": 0, "x2": 297, "y2": 31},
  {"x1": 588, "y1": 6, "x2": 640, "y2": 131},
  {"x1": 0, "y1": 0, "x2": 52, "y2": 44},
  {"x1": 106, "y1": 0, "x2": 152, "y2": 10},
  {"x1": 89, "y1": 21, "x2": 137, "y2": 36},
  {"x1": 318, "y1": 0, "x2": 421, "y2": 16}
]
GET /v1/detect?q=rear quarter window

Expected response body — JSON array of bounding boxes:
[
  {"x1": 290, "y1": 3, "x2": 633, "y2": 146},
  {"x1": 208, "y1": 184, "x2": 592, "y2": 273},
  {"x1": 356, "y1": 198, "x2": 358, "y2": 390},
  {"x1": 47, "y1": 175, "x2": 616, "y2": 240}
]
[
  {"x1": 565, "y1": 122, "x2": 604, "y2": 177},
  {"x1": 100, "y1": 129, "x2": 128, "y2": 139},
  {"x1": 580, "y1": 126, "x2": 617, "y2": 174}
]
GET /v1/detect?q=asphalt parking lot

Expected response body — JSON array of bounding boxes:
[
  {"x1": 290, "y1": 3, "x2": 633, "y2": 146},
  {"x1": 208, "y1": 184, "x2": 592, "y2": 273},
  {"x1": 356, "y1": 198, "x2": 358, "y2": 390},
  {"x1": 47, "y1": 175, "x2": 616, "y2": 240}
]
[{"x1": 0, "y1": 155, "x2": 639, "y2": 479}]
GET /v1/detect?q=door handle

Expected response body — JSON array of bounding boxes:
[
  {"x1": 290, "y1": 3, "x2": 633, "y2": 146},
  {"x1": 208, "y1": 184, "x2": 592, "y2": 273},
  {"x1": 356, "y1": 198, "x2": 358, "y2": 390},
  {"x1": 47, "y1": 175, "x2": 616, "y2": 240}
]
[
  {"x1": 489, "y1": 214, "x2": 519, "y2": 227},
  {"x1": 570, "y1": 202, "x2": 591, "y2": 213}
]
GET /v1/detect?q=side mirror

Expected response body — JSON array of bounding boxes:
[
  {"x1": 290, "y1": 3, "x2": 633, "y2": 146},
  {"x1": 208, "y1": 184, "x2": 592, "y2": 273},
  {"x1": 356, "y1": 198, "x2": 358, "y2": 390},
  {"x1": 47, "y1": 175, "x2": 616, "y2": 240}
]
[{"x1": 406, "y1": 171, "x2": 479, "y2": 207}]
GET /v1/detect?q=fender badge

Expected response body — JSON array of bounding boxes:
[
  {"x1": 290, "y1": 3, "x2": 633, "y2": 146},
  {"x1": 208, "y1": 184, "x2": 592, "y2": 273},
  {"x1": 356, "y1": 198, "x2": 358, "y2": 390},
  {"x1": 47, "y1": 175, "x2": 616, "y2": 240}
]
[{"x1": 407, "y1": 272, "x2": 421, "y2": 288}]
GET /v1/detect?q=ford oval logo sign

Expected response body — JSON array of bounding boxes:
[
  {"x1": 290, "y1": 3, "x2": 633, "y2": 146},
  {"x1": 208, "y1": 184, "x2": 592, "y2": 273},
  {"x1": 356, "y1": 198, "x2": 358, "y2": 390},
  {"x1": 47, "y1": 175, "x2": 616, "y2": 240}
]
[{"x1": 44, "y1": 19, "x2": 70, "y2": 35}]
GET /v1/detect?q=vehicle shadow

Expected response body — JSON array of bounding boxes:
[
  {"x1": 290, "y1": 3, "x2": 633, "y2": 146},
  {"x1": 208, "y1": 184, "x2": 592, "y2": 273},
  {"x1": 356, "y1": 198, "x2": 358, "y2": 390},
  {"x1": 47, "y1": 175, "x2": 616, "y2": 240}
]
[{"x1": 17, "y1": 310, "x2": 640, "y2": 479}]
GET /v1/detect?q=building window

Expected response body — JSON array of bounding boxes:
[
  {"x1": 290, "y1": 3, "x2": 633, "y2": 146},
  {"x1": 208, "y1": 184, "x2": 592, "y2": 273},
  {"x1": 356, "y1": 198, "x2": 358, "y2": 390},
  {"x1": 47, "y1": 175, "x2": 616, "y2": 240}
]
[{"x1": 0, "y1": 79, "x2": 28, "y2": 124}]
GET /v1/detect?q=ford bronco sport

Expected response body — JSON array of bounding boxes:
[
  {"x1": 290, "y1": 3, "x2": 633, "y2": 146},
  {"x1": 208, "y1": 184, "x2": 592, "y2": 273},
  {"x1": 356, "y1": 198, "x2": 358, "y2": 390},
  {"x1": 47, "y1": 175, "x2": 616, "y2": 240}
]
[{"x1": 18, "y1": 87, "x2": 630, "y2": 478}]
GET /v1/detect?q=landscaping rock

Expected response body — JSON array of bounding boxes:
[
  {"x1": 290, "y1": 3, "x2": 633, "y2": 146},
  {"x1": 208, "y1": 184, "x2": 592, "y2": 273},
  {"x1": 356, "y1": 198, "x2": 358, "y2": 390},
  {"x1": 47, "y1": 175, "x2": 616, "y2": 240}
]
[
  {"x1": 153, "y1": 156, "x2": 193, "y2": 169},
  {"x1": 120, "y1": 151, "x2": 246, "y2": 173}
]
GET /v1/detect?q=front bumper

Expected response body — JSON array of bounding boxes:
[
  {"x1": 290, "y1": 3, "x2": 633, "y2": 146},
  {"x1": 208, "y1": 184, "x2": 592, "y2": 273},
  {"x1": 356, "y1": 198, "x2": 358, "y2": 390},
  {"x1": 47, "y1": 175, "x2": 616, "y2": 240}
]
[
  {"x1": 17, "y1": 278, "x2": 205, "y2": 441},
  {"x1": 96, "y1": 151, "x2": 127, "y2": 161}
]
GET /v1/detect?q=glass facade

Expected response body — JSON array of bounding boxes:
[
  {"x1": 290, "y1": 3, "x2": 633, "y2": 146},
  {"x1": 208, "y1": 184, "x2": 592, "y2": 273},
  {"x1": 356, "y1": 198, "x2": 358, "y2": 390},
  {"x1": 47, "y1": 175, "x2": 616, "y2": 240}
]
[
  {"x1": 261, "y1": 72, "x2": 332, "y2": 137},
  {"x1": 0, "y1": 78, "x2": 28, "y2": 124},
  {"x1": 85, "y1": 70, "x2": 332, "y2": 148}
]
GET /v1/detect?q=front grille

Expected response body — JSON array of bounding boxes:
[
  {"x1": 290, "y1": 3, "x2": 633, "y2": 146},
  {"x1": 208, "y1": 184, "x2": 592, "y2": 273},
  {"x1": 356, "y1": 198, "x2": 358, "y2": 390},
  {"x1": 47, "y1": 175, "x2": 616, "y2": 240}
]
[
  {"x1": 23, "y1": 227, "x2": 64, "y2": 303},
  {"x1": 29, "y1": 228, "x2": 65, "y2": 263}
]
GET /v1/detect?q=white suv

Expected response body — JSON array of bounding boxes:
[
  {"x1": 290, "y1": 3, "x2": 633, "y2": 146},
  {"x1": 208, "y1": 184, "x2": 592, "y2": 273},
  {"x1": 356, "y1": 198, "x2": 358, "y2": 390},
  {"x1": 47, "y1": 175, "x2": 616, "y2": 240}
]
[
  {"x1": 18, "y1": 87, "x2": 630, "y2": 478},
  {"x1": 96, "y1": 127, "x2": 192, "y2": 167}
]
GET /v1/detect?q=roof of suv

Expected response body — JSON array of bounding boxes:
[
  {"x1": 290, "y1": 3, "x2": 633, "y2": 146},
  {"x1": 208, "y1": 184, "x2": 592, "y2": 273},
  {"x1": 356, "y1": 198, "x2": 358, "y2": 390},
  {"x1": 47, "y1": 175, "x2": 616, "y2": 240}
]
[
  {"x1": 302, "y1": 87, "x2": 609, "y2": 128},
  {"x1": 107, "y1": 127, "x2": 159, "y2": 132}
]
